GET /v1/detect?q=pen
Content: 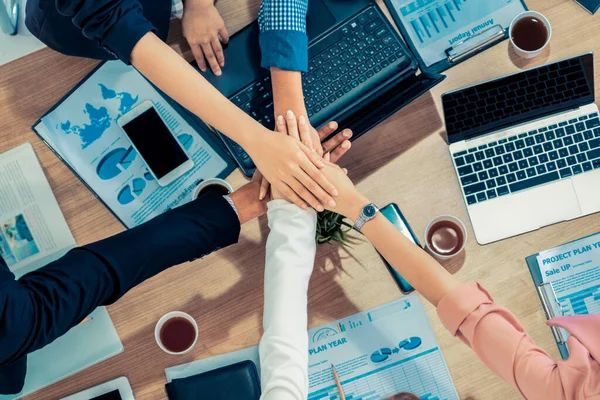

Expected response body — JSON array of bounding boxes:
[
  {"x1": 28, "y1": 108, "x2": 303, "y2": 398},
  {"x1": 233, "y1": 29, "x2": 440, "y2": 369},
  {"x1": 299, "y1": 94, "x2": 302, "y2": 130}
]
[{"x1": 331, "y1": 363, "x2": 345, "y2": 400}]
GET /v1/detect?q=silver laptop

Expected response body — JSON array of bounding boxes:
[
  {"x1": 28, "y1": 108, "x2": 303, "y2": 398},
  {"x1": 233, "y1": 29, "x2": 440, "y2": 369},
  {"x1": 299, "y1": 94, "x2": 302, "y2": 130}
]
[{"x1": 442, "y1": 53, "x2": 599, "y2": 244}]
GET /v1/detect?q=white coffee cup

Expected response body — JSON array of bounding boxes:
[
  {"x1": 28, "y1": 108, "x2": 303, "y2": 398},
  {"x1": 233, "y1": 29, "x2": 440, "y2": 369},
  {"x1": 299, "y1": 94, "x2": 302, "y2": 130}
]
[
  {"x1": 424, "y1": 215, "x2": 468, "y2": 261},
  {"x1": 192, "y1": 178, "x2": 234, "y2": 200},
  {"x1": 154, "y1": 311, "x2": 198, "y2": 355},
  {"x1": 509, "y1": 11, "x2": 552, "y2": 59}
]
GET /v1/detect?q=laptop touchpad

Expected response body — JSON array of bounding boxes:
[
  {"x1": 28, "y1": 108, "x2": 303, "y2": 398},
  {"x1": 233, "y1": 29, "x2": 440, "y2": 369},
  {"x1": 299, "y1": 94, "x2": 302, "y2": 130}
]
[{"x1": 468, "y1": 179, "x2": 581, "y2": 245}]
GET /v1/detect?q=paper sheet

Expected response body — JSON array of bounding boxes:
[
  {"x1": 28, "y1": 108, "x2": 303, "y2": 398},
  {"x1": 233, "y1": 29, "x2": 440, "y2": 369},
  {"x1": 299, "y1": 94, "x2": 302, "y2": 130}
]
[
  {"x1": 166, "y1": 295, "x2": 458, "y2": 400},
  {"x1": 537, "y1": 234, "x2": 600, "y2": 319},
  {"x1": 36, "y1": 61, "x2": 229, "y2": 228},
  {"x1": 387, "y1": 0, "x2": 525, "y2": 66}
]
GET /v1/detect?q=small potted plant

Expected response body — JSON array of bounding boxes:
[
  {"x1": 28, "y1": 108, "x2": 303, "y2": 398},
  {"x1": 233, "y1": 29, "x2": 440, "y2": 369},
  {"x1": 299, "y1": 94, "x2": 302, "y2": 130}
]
[{"x1": 316, "y1": 210, "x2": 353, "y2": 245}]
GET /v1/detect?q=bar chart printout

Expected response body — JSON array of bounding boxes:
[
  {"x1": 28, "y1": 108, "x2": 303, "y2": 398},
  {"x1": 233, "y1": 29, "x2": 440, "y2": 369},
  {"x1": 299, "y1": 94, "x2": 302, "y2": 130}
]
[
  {"x1": 538, "y1": 233, "x2": 600, "y2": 340},
  {"x1": 388, "y1": 0, "x2": 525, "y2": 66},
  {"x1": 307, "y1": 295, "x2": 458, "y2": 400}
]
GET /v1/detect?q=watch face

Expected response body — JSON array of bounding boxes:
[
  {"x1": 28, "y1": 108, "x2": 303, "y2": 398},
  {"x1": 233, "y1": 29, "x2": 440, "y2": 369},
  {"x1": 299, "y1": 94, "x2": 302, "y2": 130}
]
[{"x1": 363, "y1": 204, "x2": 377, "y2": 218}]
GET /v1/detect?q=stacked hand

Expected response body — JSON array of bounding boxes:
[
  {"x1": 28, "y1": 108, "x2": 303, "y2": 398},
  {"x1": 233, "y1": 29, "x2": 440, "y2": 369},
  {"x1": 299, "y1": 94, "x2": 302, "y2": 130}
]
[{"x1": 270, "y1": 111, "x2": 354, "y2": 208}]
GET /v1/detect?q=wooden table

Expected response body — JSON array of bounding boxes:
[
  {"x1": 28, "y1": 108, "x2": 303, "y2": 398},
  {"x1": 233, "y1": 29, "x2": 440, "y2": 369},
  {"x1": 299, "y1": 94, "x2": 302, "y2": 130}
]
[{"x1": 1, "y1": 0, "x2": 598, "y2": 398}]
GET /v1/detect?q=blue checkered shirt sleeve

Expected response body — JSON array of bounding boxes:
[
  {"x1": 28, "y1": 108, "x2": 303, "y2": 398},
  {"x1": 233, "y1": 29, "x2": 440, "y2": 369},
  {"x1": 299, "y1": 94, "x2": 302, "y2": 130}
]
[{"x1": 258, "y1": 0, "x2": 309, "y2": 72}]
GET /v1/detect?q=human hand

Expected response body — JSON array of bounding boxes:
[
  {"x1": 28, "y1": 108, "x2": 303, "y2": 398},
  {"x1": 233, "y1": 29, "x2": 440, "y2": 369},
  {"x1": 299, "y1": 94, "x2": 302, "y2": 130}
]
[
  {"x1": 182, "y1": 0, "x2": 229, "y2": 76},
  {"x1": 227, "y1": 173, "x2": 268, "y2": 224},
  {"x1": 244, "y1": 126, "x2": 338, "y2": 212},
  {"x1": 318, "y1": 159, "x2": 368, "y2": 221},
  {"x1": 259, "y1": 112, "x2": 353, "y2": 200}
]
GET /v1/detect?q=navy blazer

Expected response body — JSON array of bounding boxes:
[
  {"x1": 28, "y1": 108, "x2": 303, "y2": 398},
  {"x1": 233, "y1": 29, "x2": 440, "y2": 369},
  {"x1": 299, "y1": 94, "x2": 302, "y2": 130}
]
[
  {"x1": 0, "y1": 192, "x2": 240, "y2": 395},
  {"x1": 25, "y1": 0, "x2": 171, "y2": 63}
]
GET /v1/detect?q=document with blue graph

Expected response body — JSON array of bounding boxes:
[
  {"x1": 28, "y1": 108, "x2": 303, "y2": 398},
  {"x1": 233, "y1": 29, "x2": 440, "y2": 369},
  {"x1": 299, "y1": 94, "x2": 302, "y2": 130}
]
[
  {"x1": 166, "y1": 295, "x2": 458, "y2": 400},
  {"x1": 527, "y1": 233, "x2": 600, "y2": 358},
  {"x1": 307, "y1": 295, "x2": 458, "y2": 400},
  {"x1": 537, "y1": 234, "x2": 600, "y2": 318},
  {"x1": 386, "y1": 0, "x2": 525, "y2": 66},
  {"x1": 33, "y1": 61, "x2": 234, "y2": 228}
]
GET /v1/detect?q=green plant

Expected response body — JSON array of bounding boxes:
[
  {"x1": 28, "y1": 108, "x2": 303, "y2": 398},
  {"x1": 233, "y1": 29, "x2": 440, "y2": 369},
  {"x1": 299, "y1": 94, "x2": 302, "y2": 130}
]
[{"x1": 316, "y1": 210, "x2": 353, "y2": 245}]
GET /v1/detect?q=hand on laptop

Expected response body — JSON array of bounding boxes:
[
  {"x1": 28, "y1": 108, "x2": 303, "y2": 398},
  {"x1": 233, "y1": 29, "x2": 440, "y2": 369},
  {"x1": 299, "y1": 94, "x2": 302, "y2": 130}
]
[{"x1": 182, "y1": 0, "x2": 229, "y2": 76}]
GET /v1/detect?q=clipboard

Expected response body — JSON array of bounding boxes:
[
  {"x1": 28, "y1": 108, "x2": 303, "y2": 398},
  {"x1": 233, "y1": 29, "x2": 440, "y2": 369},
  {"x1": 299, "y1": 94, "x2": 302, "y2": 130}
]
[
  {"x1": 526, "y1": 254, "x2": 569, "y2": 359},
  {"x1": 383, "y1": 0, "x2": 529, "y2": 74}
]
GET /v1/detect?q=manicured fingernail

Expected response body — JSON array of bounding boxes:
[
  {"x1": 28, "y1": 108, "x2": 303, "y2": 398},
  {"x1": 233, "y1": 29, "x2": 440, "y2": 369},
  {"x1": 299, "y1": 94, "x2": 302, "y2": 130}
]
[
  {"x1": 329, "y1": 122, "x2": 336, "y2": 129},
  {"x1": 286, "y1": 110, "x2": 294, "y2": 119},
  {"x1": 277, "y1": 115, "x2": 285, "y2": 124},
  {"x1": 299, "y1": 115, "x2": 306, "y2": 125},
  {"x1": 259, "y1": 189, "x2": 266, "y2": 200},
  {"x1": 342, "y1": 141, "x2": 350, "y2": 149},
  {"x1": 317, "y1": 204, "x2": 324, "y2": 212},
  {"x1": 216, "y1": 70, "x2": 222, "y2": 76},
  {"x1": 343, "y1": 130, "x2": 351, "y2": 137},
  {"x1": 220, "y1": 61, "x2": 225, "y2": 67},
  {"x1": 332, "y1": 189, "x2": 339, "y2": 197},
  {"x1": 329, "y1": 200, "x2": 336, "y2": 207}
]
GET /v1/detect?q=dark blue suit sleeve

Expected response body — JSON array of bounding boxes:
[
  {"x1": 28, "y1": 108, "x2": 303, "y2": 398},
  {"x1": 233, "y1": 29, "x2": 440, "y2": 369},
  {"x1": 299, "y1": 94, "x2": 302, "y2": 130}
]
[
  {"x1": 0, "y1": 191, "x2": 239, "y2": 394},
  {"x1": 54, "y1": 0, "x2": 156, "y2": 63}
]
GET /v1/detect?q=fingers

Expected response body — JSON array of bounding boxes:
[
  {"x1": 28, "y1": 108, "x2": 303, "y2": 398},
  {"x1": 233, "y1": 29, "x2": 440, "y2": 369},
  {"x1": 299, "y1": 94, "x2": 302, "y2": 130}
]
[
  {"x1": 300, "y1": 143, "x2": 324, "y2": 169},
  {"x1": 298, "y1": 154, "x2": 339, "y2": 200},
  {"x1": 219, "y1": 26, "x2": 230, "y2": 45},
  {"x1": 212, "y1": 37, "x2": 225, "y2": 68},
  {"x1": 285, "y1": 110, "x2": 300, "y2": 140},
  {"x1": 277, "y1": 181, "x2": 309, "y2": 210},
  {"x1": 201, "y1": 40, "x2": 221, "y2": 76},
  {"x1": 298, "y1": 115, "x2": 313, "y2": 149},
  {"x1": 275, "y1": 115, "x2": 286, "y2": 134},
  {"x1": 288, "y1": 178, "x2": 324, "y2": 212},
  {"x1": 191, "y1": 45, "x2": 207, "y2": 72},
  {"x1": 329, "y1": 139, "x2": 351, "y2": 163},
  {"x1": 318, "y1": 121, "x2": 339, "y2": 141},
  {"x1": 259, "y1": 176, "x2": 270, "y2": 200},
  {"x1": 322, "y1": 128, "x2": 352, "y2": 154}
]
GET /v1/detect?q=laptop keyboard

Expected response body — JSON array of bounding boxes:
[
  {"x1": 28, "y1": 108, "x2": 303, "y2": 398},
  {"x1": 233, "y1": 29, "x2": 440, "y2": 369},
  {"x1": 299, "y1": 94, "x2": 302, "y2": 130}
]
[
  {"x1": 453, "y1": 113, "x2": 600, "y2": 205},
  {"x1": 225, "y1": 6, "x2": 407, "y2": 167}
]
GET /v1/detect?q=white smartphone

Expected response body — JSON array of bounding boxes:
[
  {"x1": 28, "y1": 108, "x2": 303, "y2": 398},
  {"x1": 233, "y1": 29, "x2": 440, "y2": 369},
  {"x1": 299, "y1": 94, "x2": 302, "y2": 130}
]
[{"x1": 118, "y1": 100, "x2": 193, "y2": 186}]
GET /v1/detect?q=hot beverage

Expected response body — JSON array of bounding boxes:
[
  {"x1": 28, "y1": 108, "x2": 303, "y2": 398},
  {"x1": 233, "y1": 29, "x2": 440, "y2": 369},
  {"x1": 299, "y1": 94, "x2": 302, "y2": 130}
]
[
  {"x1": 192, "y1": 178, "x2": 234, "y2": 201},
  {"x1": 511, "y1": 16, "x2": 549, "y2": 52},
  {"x1": 159, "y1": 317, "x2": 197, "y2": 353},
  {"x1": 424, "y1": 216, "x2": 467, "y2": 259}
]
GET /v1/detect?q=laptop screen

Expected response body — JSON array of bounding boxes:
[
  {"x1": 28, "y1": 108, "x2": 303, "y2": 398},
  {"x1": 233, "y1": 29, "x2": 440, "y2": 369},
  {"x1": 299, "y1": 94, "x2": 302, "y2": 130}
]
[{"x1": 442, "y1": 53, "x2": 595, "y2": 144}]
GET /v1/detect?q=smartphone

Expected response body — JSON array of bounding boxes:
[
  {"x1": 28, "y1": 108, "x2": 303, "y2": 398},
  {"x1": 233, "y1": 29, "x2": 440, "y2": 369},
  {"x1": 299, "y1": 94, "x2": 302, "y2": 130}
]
[
  {"x1": 379, "y1": 203, "x2": 421, "y2": 294},
  {"x1": 118, "y1": 101, "x2": 193, "y2": 186},
  {"x1": 574, "y1": 0, "x2": 600, "y2": 13}
]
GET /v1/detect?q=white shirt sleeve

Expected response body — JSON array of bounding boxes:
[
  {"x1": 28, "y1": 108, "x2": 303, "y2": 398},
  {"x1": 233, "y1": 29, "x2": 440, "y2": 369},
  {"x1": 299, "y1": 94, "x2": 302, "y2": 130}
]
[{"x1": 259, "y1": 200, "x2": 317, "y2": 400}]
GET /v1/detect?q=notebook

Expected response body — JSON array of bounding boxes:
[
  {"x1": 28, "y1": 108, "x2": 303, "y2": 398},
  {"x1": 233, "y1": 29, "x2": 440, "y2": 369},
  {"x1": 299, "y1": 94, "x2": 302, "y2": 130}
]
[
  {"x1": 526, "y1": 232, "x2": 600, "y2": 359},
  {"x1": 32, "y1": 61, "x2": 236, "y2": 229},
  {"x1": 0, "y1": 144, "x2": 122, "y2": 399}
]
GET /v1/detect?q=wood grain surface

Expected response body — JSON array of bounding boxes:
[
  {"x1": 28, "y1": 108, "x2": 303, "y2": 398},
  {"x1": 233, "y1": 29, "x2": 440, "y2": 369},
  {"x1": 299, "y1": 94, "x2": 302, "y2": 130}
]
[{"x1": 0, "y1": 0, "x2": 598, "y2": 398}]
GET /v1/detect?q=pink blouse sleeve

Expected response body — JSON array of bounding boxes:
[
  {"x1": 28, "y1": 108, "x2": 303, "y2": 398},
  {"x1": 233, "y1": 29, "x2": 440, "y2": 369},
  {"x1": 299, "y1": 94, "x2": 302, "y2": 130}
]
[{"x1": 436, "y1": 282, "x2": 600, "y2": 400}]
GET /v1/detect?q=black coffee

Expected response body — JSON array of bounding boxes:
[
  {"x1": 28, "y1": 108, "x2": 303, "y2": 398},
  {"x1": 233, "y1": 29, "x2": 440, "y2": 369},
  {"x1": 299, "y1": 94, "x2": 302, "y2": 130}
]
[
  {"x1": 511, "y1": 16, "x2": 548, "y2": 51},
  {"x1": 427, "y1": 220, "x2": 464, "y2": 256},
  {"x1": 159, "y1": 317, "x2": 196, "y2": 353}
]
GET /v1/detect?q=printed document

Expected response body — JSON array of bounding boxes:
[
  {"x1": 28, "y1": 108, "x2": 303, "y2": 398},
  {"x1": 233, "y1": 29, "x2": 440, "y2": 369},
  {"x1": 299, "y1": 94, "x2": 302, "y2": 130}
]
[
  {"x1": 537, "y1": 234, "x2": 600, "y2": 319},
  {"x1": 167, "y1": 295, "x2": 458, "y2": 400},
  {"x1": 0, "y1": 143, "x2": 75, "y2": 276},
  {"x1": 387, "y1": 0, "x2": 525, "y2": 66},
  {"x1": 34, "y1": 61, "x2": 230, "y2": 228}
]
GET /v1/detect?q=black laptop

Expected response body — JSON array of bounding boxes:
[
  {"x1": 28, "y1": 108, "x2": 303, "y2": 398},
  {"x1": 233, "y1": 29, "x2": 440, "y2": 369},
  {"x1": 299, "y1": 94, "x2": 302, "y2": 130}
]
[{"x1": 199, "y1": 0, "x2": 444, "y2": 176}]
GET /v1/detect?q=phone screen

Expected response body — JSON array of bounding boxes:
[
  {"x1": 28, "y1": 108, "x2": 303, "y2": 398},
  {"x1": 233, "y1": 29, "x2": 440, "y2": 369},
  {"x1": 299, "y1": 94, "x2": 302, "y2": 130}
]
[
  {"x1": 121, "y1": 107, "x2": 189, "y2": 179},
  {"x1": 380, "y1": 204, "x2": 419, "y2": 294},
  {"x1": 575, "y1": 0, "x2": 600, "y2": 13},
  {"x1": 90, "y1": 390, "x2": 122, "y2": 400}
]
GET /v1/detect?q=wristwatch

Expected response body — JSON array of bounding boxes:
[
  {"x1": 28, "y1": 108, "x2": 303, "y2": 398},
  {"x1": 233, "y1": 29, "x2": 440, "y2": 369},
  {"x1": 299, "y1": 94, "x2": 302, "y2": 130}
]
[{"x1": 353, "y1": 203, "x2": 379, "y2": 232}]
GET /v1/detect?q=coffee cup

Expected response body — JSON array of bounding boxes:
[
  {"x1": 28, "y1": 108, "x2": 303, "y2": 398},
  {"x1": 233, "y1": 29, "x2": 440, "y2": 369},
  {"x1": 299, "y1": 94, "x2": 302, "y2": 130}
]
[
  {"x1": 155, "y1": 311, "x2": 198, "y2": 355},
  {"x1": 192, "y1": 178, "x2": 233, "y2": 200},
  {"x1": 424, "y1": 215, "x2": 467, "y2": 260},
  {"x1": 509, "y1": 11, "x2": 552, "y2": 59}
]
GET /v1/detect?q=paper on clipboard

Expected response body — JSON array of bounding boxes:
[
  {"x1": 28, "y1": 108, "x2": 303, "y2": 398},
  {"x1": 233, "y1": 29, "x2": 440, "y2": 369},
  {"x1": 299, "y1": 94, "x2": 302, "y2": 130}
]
[{"x1": 387, "y1": 0, "x2": 525, "y2": 66}]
